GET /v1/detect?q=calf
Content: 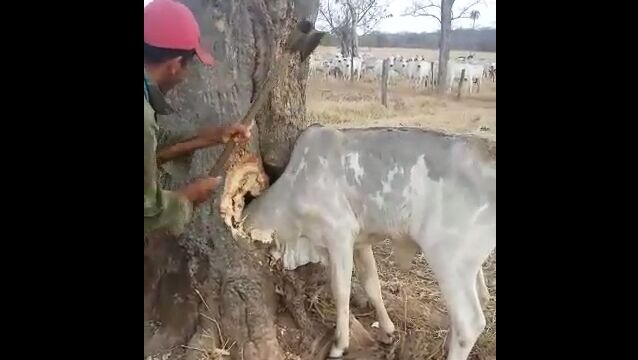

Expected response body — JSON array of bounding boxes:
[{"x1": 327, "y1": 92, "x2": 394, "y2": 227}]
[{"x1": 243, "y1": 126, "x2": 496, "y2": 360}]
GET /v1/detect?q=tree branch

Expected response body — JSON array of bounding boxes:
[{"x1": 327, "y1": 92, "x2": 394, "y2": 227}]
[
  {"x1": 357, "y1": 1, "x2": 377, "y2": 23},
  {"x1": 452, "y1": 0, "x2": 481, "y2": 20},
  {"x1": 402, "y1": 0, "x2": 441, "y2": 22},
  {"x1": 361, "y1": 16, "x2": 386, "y2": 35},
  {"x1": 318, "y1": 8, "x2": 336, "y2": 32}
]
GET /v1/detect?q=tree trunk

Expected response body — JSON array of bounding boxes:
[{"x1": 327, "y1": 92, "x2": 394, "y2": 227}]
[
  {"x1": 144, "y1": 1, "x2": 318, "y2": 359},
  {"x1": 338, "y1": 24, "x2": 352, "y2": 57},
  {"x1": 437, "y1": 0, "x2": 453, "y2": 94},
  {"x1": 350, "y1": 3, "x2": 358, "y2": 59},
  {"x1": 337, "y1": 31, "x2": 358, "y2": 58}
]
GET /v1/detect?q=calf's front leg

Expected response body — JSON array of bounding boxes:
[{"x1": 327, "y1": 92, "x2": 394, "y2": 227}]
[{"x1": 328, "y1": 244, "x2": 354, "y2": 359}]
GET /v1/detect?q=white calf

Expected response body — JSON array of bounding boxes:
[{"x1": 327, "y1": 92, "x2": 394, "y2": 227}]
[{"x1": 243, "y1": 126, "x2": 496, "y2": 360}]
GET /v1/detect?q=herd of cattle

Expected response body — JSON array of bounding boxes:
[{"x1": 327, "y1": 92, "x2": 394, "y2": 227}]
[{"x1": 309, "y1": 52, "x2": 496, "y2": 94}]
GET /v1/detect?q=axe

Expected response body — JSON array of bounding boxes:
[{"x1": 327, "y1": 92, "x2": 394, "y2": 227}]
[{"x1": 209, "y1": 20, "x2": 325, "y2": 178}]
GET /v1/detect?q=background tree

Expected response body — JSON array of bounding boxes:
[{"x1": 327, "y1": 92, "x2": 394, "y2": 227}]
[
  {"x1": 318, "y1": 0, "x2": 391, "y2": 57},
  {"x1": 321, "y1": 28, "x2": 496, "y2": 52},
  {"x1": 470, "y1": 9, "x2": 480, "y2": 29},
  {"x1": 403, "y1": 0, "x2": 482, "y2": 93}
]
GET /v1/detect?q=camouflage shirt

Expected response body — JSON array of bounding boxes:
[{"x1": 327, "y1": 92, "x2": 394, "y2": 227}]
[{"x1": 144, "y1": 70, "x2": 198, "y2": 236}]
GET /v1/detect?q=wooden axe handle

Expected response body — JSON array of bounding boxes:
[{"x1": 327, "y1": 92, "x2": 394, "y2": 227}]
[{"x1": 209, "y1": 51, "x2": 294, "y2": 177}]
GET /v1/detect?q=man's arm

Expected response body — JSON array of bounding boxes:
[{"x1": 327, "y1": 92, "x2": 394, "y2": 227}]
[
  {"x1": 156, "y1": 136, "x2": 211, "y2": 165},
  {"x1": 156, "y1": 123, "x2": 251, "y2": 165},
  {"x1": 144, "y1": 115, "x2": 193, "y2": 236}
]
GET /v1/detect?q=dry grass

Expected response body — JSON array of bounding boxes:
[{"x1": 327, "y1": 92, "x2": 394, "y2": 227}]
[
  {"x1": 374, "y1": 240, "x2": 496, "y2": 360},
  {"x1": 307, "y1": 78, "x2": 496, "y2": 142},
  {"x1": 299, "y1": 240, "x2": 496, "y2": 360}
]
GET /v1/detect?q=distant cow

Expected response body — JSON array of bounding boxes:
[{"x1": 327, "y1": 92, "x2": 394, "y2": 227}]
[
  {"x1": 342, "y1": 56, "x2": 363, "y2": 81},
  {"x1": 415, "y1": 60, "x2": 433, "y2": 88},
  {"x1": 447, "y1": 61, "x2": 484, "y2": 94},
  {"x1": 243, "y1": 125, "x2": 496, "y2": 360}
]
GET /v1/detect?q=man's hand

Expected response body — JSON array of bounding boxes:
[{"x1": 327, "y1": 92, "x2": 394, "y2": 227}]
[
  {"x1": 197, "y1": 122, "x2": 252, "y2": 146},
  {"x1": 221, "y1": 122, "x2": 252, "y2": 144},
  {"x1": 178, "y1": 176, "x2": 223, "y2": 206}
]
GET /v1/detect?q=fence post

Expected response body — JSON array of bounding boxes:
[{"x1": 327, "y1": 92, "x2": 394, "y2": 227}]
[
  {"x1": 350, "y1": 54, "x2": 355, "y2": 83},
  {"x1": 381, "y1": 59, "x2": 389, "y2": 107},
  {"x1": 457, "y1": 68, "x2": 466, "y2": 99},
  {"x1": 430, "y1": 62, "x2": 435, "y2": 89}
]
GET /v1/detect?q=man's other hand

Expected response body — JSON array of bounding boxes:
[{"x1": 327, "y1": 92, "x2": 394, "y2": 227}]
[{"x1": 178, "y1": 176, "x2": 223, "y2": 206}]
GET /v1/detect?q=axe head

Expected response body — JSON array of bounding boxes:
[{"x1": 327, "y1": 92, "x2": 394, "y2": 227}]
[
  {"x1": 296, "y1": 19, "x2": 314, "y2": 34},
  {"x1": 285, "y1": 20, "x2": 326, "y2": 62},
  {"x1": 300, "y1": 31, "x2": 326, "y2": 62}
]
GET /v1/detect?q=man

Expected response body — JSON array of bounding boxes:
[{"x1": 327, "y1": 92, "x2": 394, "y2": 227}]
[{"x1": 144, "y1": 0, "x2": 251, "y2": 236}]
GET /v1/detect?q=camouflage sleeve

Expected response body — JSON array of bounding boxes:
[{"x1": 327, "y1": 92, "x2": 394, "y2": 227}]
[
  {"x1": 155, "y1": 120, "x2": 199, "y2": 150},
  {"x1": 144, "y1": 101, "x2": 193, "y2": 236}
]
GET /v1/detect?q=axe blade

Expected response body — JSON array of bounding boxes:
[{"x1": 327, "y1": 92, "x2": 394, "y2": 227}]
[
  {"x1": 296, "y1": 19, "x2": 314, "y2": 34},
  {"x1": 300, "y1": 31, "x2": 326, "y2": 62}
]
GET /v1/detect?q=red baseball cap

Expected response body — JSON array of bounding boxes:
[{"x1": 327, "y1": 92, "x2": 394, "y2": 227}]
[{"x1": 144, "y1": 0, "x2": 215, "y2": 66}]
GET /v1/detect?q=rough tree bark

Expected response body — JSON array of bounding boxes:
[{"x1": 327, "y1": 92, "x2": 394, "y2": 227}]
[
  {"x1": 144, "y1": 1, "x2": 319, "y2": 359},
  {"x1": 437, "y1": 0, "x2": 453, "y2": 94}
]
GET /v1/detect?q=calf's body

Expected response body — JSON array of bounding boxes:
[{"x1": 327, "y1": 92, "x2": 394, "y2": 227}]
[{"x1": 243, "y1": 125, "x2": 496, "y2": 360}]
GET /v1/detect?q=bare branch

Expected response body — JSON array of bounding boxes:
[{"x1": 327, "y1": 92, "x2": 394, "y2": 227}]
[
  {"x1": 318, "y1": 8, "x2": 336, "y2": 32},
  {"x1": 403, "y1": 0, "x2": 483, "y2": 23},
  {"x1": 357, "y1": 0, "x2": 377, "y2": 23},
  {"x1": 419, "y1": 13, "x2": 442, "y2": 23},
  {"x1": 402, "y1": 0, "x2": 441, "y2": 22},
  {"x1": 361, "y1": 15, "x2": 389, "y2": 35},
  {"x1": 452, "y1": 0, "x2": 481, "y2": 20}
]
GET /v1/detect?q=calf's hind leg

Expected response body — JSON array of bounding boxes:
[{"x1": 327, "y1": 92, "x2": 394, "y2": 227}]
[{"x1": 423, "y1": 237, "x2": 489, "y2": 360}]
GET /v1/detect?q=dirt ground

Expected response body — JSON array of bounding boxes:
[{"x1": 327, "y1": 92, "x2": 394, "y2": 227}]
[{"x1": 300, "y1": 56, "x2": 496, "y2": 360}]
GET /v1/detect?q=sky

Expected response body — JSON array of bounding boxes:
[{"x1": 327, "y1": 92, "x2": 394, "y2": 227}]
[
  {"x1": 378, "y1": 0, "x2": 496, "y2": 33},
  {"x1": 144, "y1": 0, "x2": 496, "y2": 33}
]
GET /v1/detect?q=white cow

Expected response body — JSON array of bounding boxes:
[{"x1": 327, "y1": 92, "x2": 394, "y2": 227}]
[
  {"x1": 466, "y1": 63, "x2": 484, "y2": 93},
  {"x1": 396, "y1": 58, "x2": 410, "y2": 78},
  {"x1": 243, "y1": 125, "x2": 496, "y2": 360},
  {"x1": 315, "y1": 59, "x2": 335, "y2": 79},
  {"x1": 405, "y1": 60, "x2": 420, "y2": 82},
  {"x1": 447, "y1": 61, "x2": 484, "y2": 94},
  {"x1": 342, "y1": 56, "x2": 363, "y2": 81},
  {"x1": 328, "y1": 57, "x2": 346, "y2": 79},
  {"x1": 488, "y1": 62, "x2": 496, "y2": 82},
  {"x1": 360, "y1": 57, "x2": 379, "y2": 79},
  {"x1": 415, "y1": 60, "x2": 433, "y2": 88},
  {"x1": 369, "y1": 58, "x2": 400, "y2": 83}
]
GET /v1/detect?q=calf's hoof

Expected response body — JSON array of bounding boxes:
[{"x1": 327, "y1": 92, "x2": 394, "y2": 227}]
[
  {"x1": 327, "y1": 344, "x2": 346, "y2": 359},
  {"x1": 378, "y1": 330, "x2": 396, "y2": 345}
]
